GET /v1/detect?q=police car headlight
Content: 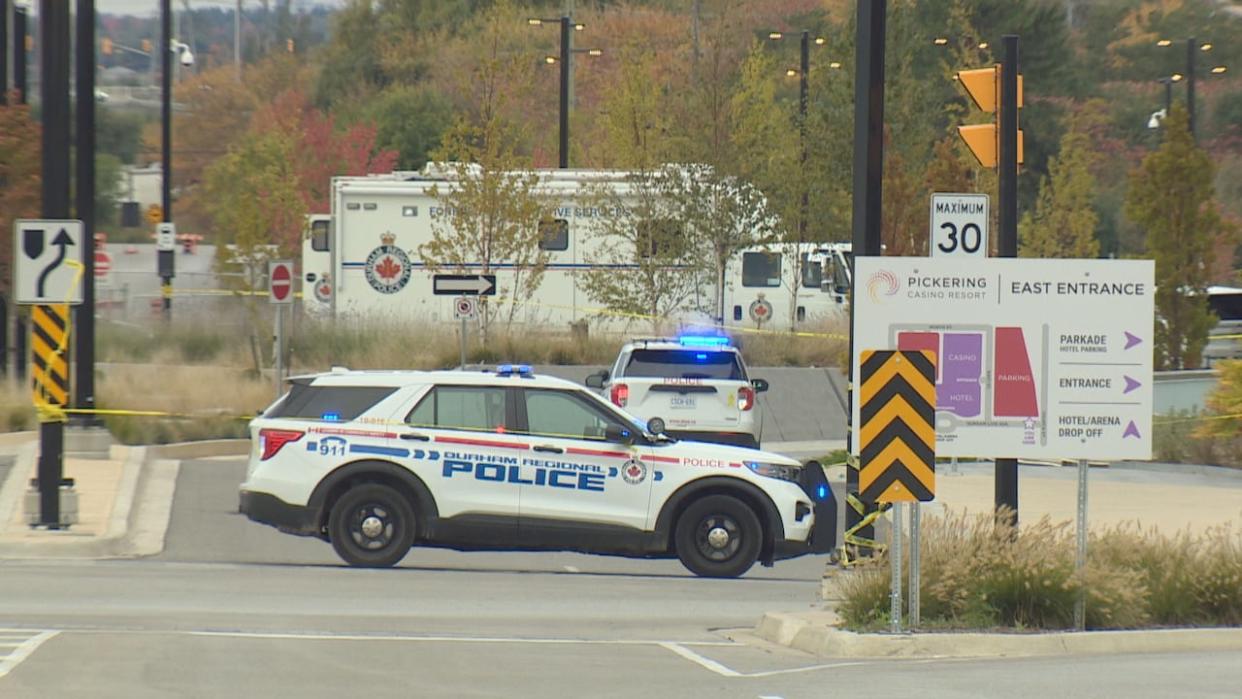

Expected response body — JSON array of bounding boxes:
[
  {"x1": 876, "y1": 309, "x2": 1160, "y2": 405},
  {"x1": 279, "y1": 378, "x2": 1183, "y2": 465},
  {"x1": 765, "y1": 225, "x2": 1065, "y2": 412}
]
[{"x1": 745, "y1": 461, "x2": 799, "y2": 482}]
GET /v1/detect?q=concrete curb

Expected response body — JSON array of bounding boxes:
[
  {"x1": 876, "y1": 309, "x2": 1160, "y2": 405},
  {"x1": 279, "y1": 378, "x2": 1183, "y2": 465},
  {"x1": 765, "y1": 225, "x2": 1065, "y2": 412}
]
[
  {"x1": 148, "y1": 439, "x2": 249, "y2": 460},
  {"x1": 755, "y1": 611, "x2": 1242, "y2": 658}
]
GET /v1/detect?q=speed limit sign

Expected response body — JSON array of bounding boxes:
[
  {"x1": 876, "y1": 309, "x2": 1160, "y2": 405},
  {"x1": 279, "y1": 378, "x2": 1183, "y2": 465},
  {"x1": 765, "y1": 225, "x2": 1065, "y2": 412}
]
[
  {"x1": 453, "y1": 296, "x2": 477, "y2": 320},
  {"x1": 930, "y1": 193, "x2": 989, "y2": 258}
]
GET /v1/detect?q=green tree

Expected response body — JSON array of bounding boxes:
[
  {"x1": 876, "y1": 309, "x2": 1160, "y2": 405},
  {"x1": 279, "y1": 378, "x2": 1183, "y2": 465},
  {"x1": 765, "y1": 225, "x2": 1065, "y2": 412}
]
[
  {"x1": 419, "y1": 6, "x2": 551, "y2": 340},
  {"x1": 1126, "y1": 105, "x2": 1225, "y2": 370},
  {"x1": 360, "y1": 85, "x2": 454, "y2": 171},
  {"x1": 1020, "y1": 120, "x2": 1101, "y2": 259},
  {"x1": 0, "y1": 100, "x2": 42, "y2": 295}
]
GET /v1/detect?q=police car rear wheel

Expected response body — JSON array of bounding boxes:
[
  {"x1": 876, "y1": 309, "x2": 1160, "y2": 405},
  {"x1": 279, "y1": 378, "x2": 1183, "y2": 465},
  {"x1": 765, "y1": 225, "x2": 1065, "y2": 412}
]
[
  {"x1": 328, "y1": 484, "x2": 416, "y2": 568},
  {"x1": 674, "y1": 495, "x2": 761, "y2": 578}
]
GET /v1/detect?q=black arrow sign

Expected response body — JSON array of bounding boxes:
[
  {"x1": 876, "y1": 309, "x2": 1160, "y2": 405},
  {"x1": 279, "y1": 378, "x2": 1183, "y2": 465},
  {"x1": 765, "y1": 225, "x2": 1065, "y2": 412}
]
[{"x1": 36, "y1": 229, "x2": 75, "y2": 298}]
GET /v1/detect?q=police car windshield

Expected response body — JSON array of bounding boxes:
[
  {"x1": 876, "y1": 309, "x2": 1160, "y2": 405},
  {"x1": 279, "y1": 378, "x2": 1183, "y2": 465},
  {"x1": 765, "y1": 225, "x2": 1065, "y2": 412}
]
[{"x1": 624, "y1": 349, "x2": 745, "y2": 381}]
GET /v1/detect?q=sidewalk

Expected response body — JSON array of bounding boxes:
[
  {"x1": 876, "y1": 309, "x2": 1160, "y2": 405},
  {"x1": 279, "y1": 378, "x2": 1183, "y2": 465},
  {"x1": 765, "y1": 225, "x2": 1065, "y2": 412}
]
[
  {"x1": 756, "y1": 460, "x2": 1242, "y2": 658},
  {"x1": 0, "y1": 431, "x2": 240, "y2": 559}
]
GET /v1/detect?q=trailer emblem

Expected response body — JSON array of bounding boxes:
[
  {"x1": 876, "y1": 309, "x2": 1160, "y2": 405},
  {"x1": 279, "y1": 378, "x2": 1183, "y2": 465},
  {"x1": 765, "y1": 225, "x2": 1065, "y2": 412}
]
[
  {"x1": 365, "y1": 232, "x2": 412, "y2": 294},
  {"x1": 314, "y1": 273, "x2": 332, "y2": 303},
  {"x1": 749, "y1": 294, "x2": 773, "y2": 325}
]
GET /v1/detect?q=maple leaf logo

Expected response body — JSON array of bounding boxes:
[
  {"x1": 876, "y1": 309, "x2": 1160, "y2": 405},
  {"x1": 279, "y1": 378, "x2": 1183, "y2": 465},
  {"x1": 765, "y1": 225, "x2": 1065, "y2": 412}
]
[
  {"x1": 375, "y1": 256, "x2": 402, "y2": 280},
  {"x1": 627, "y1": 465, "x2": 642, "y2": 478}
]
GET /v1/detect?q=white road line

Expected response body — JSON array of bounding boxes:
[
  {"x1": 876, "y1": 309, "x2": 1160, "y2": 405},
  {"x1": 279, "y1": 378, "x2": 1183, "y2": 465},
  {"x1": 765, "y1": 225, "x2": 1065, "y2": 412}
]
[
  {"x1": 563, "y1": 565, "x2": 580, "y2": 573},
  {"x1": 187, "y1": 630, "x2": 735, "y2": 647},
  {"x1": 0, "y1": 631, "x2": 59, "y2": 679},
  {"x1": 658, "y1": 642, "x2": 873, "y2": 679}
]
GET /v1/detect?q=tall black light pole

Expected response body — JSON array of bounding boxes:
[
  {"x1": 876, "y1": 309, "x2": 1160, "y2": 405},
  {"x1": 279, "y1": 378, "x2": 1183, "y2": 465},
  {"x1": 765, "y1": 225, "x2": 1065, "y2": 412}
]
[
  {"x1": 559, "y1": 16, "x2": 569, "y2": 169},
  {"x1": 160, "y1": 0, "x2": 174, "y2": 317},
  {"x1": 1, "y1": 0, "x2": 8, "y2": 104},
  {"x1": 528, "y1": 16, "x2": 600, "y2": 169},
  {"x1": 39, "y1": 0, "x2": 72, "y2": 526},
  {"x1": 995, "y1": 35, "x2": 1021, "y2": 525},
  {"x1": 13, "y1": 1, "x2": 25, "y2": 103},
  {"x1": 768, "y1": 30, "x2": 833, "y2": 243},
  {"x1": 74, "y1": 0, "x2": 96, "y2": 419}
]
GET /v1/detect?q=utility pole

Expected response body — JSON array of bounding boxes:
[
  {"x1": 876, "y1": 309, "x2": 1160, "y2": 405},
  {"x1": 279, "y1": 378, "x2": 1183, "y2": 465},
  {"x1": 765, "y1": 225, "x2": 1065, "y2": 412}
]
[
  {"x1": 995, "y1": 35, "x2": 1020, "y2": 525},
  {"x1": 160, "y1": 0, "x2": 175, "y2": 317},
  {"x1": 846, "y1": 0, "x2": 887, "y2": 556},
  {"x1": 559, "y1": 15, "x2": 570, "y2": 169},
  {"x1": 799, "y1": 30, "x2": 809, "y2": 244},
  {"x1": 12, "y1": 0, "x2": 28, "y2": 384},
  {"x1": 38, "y1": 0, "x2": 72, "y2": 527},
  {"x1": 75, "y1": 0, "x2": 97, "y2": 421}
]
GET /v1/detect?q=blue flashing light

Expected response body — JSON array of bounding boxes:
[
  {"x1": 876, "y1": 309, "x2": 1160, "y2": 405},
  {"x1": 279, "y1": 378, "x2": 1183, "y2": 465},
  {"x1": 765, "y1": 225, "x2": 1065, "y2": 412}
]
[
  {"x1": 695, "y1": 353, "x2": 707, "y2": 361},
  {"x1": 816, "y1": 484, "x2": 828, "y2": 501},
  {"x1": 321, "y1": 412, "x2": 342, "y2": 422},
  {"x1": 679, "y1": 335, "x2": 729, "y2": 347},
  {"x1": 497, "y1": 364, "x2": 534, "y2": 377}
]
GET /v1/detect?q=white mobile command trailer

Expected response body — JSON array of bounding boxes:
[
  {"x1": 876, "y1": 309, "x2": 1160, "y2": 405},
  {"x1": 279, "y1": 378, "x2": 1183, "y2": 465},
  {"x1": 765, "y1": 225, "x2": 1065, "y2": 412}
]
[{"x1": 302, "y1": 165, "x2": 854, "y2": 332}]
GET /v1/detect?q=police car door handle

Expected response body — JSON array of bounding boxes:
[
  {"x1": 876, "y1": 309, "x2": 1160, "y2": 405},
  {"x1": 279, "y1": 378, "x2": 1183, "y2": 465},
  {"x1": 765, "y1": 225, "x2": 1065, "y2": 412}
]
[
  {"x1": 533, "y1": 444, "x2": 564, "y2": 454},
  {"x1": 399, "y1": 432, "x2": 430, "y2": 442}
]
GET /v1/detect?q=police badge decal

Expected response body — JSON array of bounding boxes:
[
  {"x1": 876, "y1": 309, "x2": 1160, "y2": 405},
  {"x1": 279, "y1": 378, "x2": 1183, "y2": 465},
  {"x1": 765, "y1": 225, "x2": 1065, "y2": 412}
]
[
  {"x1": 364, "y1": 232, "x2": 412, "y2": 294},
  {"x1": 621, "y1": 459, "x2": 648, "y2": 485}
]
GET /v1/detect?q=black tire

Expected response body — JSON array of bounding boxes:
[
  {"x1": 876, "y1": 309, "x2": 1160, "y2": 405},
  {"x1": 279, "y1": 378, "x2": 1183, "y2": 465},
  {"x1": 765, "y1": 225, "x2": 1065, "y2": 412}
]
[
  {"x1": 328, "y1": 483, "x2": 416, "y2": 568},
  {"x1": 674, "y1": 494, "x2": 762, "y2": 578}
]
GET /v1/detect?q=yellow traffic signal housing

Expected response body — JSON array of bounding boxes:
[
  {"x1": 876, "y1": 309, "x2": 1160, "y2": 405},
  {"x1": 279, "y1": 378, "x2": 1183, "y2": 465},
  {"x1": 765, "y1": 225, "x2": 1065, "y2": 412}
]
[
  {"x1": 957, "y1": 124, "x2": 1024, "y2": 168},
  {"x1": 101, "y1": 37, "x2": 113, "y2": 55},
  {"x1": 956, "y1": 65, "x2": 1024, "y2": 169}
]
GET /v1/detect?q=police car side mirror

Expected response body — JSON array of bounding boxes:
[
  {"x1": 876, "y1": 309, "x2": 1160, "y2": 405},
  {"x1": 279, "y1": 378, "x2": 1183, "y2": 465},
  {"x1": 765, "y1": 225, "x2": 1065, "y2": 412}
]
[
  {"x1": 604, "y1": 424, "x2": 635, "y2": 445},
  {"x1": 751, "y1": 378, "x2": 769, "y2": 393},
  {"x1": 585, "y1": 370, "x2": 608, "y2": 389}
]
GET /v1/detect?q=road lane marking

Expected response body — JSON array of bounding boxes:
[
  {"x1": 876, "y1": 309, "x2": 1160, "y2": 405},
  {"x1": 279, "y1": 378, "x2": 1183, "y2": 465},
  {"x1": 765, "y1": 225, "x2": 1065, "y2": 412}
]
[
  {"x1": 658, "y1": 642, "x2": 871, "y2": 678},
  {"x1": 187, "y1": 630, "x2": 734, "y2": 646},
  {"x1": 0, "y1": 630, "x2": 59, "y2": 679}
]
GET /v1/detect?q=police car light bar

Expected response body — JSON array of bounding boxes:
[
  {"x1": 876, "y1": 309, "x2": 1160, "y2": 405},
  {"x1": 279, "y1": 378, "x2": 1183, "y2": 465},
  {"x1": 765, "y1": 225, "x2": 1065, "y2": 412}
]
[
  {"x1": 497, "y1": 364, "x2": 534, "y2": 377},
  {"x1": 679, "y1": 336, "x2": 729, "y2": 347}
]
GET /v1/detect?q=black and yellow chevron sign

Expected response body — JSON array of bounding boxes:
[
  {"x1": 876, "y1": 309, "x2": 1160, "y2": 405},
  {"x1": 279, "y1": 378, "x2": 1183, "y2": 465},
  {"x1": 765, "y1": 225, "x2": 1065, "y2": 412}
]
[
  {"x1": 859, "y1": 349, "x2": 936, "y2": 503},
  {"x1": 31, "y1": 304, "x2": 71, "y2": 407}
]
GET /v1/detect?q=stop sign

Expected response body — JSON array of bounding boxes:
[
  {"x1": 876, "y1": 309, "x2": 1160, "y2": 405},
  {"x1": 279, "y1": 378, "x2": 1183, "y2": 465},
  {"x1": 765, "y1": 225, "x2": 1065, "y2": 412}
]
[
  {"x1": 269, "y1": 260, "x2": 294, "y2": 304},
  {"x1": 94, "y1": 250, "x2": 112, "y2": 278}
]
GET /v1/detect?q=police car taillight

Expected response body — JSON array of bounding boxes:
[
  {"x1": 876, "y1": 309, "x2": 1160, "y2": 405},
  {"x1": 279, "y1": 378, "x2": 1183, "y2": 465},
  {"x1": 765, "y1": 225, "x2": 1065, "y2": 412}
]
[
  {"x1": 610, "y1": 383, "x2": 629, "y2": 407},
  {"x1": 259, "y1": 428, "x2": 304, "y2": 460},
  {"x1": 738, "y1": 386, "x2": 755, "y2": 411}
]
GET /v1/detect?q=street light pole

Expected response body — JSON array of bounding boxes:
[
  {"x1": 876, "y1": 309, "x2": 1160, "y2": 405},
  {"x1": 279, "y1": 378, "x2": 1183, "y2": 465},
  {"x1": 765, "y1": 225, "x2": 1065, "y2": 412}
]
[
  {"x1": 559, "y1": 16, "x2": 570, "y2": 169},
  {"x1": 799, "y1": 30, "x2": 809, "y2": 243},
  {"x1": 160, "y1": 0, "x2": 174, "y2": 318},
  {"x1": 1187, "y1": 37, "x2": 1196, "y2": 138},
  {"x1": 74, "y1": 0, "x2": 97, "y2": 420}
]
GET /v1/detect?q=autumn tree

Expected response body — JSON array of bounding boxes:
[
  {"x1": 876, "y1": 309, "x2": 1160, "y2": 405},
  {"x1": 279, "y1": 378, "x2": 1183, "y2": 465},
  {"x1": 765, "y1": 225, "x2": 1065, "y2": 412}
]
[
  {"x1": 1020, "y1": 117, "x2": 1101, "y2": 259},
  {"x1": 1126, "y1": 106, "x2": 1227, "y2": 370},
  {"x1": 0, "y1": 99, "x2": 42, "y2": 296},
  {"x1": 419, "y1": 5, "x2": 551, "y2": 340}
]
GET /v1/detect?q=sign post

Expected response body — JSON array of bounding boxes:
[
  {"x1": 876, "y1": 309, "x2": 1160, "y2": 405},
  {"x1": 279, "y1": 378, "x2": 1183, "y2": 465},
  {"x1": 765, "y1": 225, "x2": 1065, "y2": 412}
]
[
  {"x1": 453, "y1": 296, "x2": 477, "y2": 369},
  {"x1": 269, "y1": 260, "x2": 293, "y2": 397},
  {"x1": 1074, "y1": 457, "x2": 1089, "y2": 630}
]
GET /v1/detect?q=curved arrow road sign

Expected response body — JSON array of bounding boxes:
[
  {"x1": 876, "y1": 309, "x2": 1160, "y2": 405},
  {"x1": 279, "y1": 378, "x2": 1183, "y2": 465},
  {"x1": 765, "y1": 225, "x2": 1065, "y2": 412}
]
[{"x1": 13, "y1": 219, "x2": 85, "y2": 305}]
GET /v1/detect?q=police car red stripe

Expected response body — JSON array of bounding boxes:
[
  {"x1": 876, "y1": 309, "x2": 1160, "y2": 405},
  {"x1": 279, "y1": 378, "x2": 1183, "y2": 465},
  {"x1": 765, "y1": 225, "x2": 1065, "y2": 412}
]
[
  {"x1": 434, "y1": 435, "x2": 530, "y2": 451},
  {"x1": 566, "y1": 447, "x2": 629, "y2": 458}
]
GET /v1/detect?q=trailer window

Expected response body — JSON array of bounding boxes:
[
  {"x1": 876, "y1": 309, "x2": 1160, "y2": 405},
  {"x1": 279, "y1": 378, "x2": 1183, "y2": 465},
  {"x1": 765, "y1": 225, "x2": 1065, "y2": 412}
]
[
  {"x1": 742, "y1": 252, "x2": 781, "y2": 288},
  {"x1": 538, "y1": 219, "x2": 569, "y2": 251},
  {"x1": 310, "y1": 219, "x2": 330, "y2": 252},
  {"x1": 801, "y1": 253, "x2": 823, "y2": 289}
]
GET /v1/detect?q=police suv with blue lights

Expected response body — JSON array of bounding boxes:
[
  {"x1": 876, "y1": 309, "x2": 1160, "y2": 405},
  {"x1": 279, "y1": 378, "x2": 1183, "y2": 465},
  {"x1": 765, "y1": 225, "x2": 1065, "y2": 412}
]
[
  {"x1": 587, "y1": 336, "x2": 767, "y2": 449},
  {"x1": 240, "y1": 364, "x2": 835, "y2": 577}
]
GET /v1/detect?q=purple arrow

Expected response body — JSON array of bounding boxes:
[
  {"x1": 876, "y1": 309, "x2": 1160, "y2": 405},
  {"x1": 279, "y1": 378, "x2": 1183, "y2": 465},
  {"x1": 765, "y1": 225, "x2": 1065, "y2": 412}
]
[
  {"x1": 1123, "y1": 421, "x2": 1141, "y2": 439},
  {"x1": 1123, "y1": 376, "x2": 1141, "y2": 394},
  {"x1": 1124, "y1": 332, "x2": 1142, "y2": 350}
]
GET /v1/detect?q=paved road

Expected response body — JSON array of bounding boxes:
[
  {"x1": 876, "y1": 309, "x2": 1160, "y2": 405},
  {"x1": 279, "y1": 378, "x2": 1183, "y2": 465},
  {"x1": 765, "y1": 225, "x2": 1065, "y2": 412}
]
[{"x1": 0, "y1": 457, "x2": 1238, "y2": 697}]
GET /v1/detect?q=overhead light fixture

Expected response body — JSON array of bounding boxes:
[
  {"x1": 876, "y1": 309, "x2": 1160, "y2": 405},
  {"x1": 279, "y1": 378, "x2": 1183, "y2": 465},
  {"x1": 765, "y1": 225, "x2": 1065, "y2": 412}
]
[
  {"x1": 1156, "y1": 39, "x2": 1172, "y2": 47},
  {"x1": 829, "y1": 61, "x2": 842, "y2": 69},
  {"x1": 786, "y1": 68, "x2": 798, "y2": 77},
  {"x1": 527, "y1": 18, "x2": 542, "y2": 25},
  {"x1": 768, "y1": 31, "x2": 783, "y2": 40},
  {"x1": 933, "y1": 37, "x2": 949, "y2": 46},
  {"x1": 544, "y1": 56, "x2": 557, "y2": 64},
  {"x1": 574, "y1": 23, "x2": 585, "y2": 31},
  {"x1": 587, "y1": 49, "x2": 602, "y2": 57},
  {"x1": 1171, "y1": 72, "x2": 1184, "y2": 82},
  {"x1": 1201, "y1": 42, "x2": 1213, "y2": 52},
  {"x1": 815, "y1": 37, "x2": 826, "y2": 45},
  {"x1": 978, "y1": 41, "x2": 989, "y2": 49},
  {"x1": 1212, "y1": 65, "x2": 1228, "y2": 74}
]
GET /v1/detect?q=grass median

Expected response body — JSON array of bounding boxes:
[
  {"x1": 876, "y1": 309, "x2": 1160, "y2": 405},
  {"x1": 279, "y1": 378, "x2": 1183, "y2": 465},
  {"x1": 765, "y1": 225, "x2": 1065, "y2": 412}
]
[{"x1": 838, "y1": 508, "x2": 1242, "y2": 631}]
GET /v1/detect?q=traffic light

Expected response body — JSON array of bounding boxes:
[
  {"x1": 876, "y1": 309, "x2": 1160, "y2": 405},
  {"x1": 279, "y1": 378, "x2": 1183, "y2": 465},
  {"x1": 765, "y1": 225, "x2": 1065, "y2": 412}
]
[
  {"x1": 101, "y1": 37, "x2": 113, "y2": 55},
  {"x1": 142, "y1": 38, "x2": 152, "y2": 53},
  {"x1": 956, "y1": 66, "x2": 1024, "y2": 168},
  {"x1": 286, "y1": 38, "x2": 295, "y2": 53}
]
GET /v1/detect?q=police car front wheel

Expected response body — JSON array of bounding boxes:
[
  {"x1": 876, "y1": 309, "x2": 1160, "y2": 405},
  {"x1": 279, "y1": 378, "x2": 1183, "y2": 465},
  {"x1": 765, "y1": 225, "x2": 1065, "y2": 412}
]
[
  {"x1": 328, "y1": 484, "x2": 417, "y2": 568},
  {"x1": 674, "y1": 495, "x2": 762, "y2": 578}
]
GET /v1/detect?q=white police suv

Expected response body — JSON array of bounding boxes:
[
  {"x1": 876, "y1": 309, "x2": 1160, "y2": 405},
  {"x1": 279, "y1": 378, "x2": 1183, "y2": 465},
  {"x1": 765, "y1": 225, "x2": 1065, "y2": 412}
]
[
  {"x1": 240, "y1": 365, "x2": 835, "y2": 578},
  {"x1": 587, "y1": 336, "x2": 767, "y2": 449}
]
